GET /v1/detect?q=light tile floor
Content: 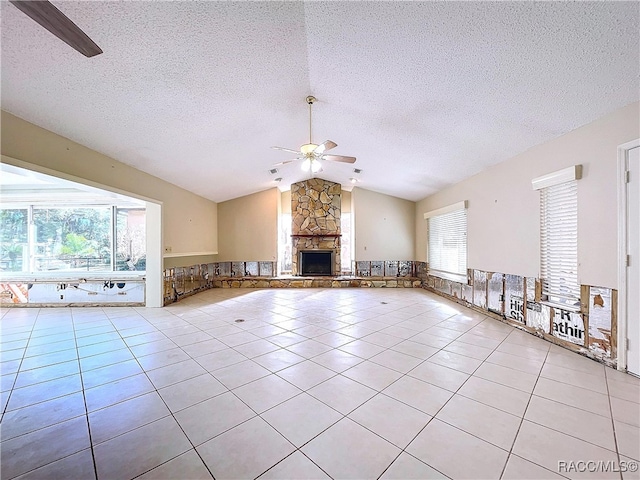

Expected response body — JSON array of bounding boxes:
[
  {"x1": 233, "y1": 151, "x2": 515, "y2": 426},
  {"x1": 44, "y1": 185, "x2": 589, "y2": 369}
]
[{"x1": 1, "y1": 288, "x2": 639, "y2": 479}]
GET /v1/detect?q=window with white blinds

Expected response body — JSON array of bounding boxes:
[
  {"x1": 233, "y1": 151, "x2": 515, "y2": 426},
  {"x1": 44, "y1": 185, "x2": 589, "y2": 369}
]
[
  {"x1": 540, "y1": 179, "x2": 580, "y2": 308},
  {"x1": 425, "y1": 202, "x2": 467, "y2": 282}
]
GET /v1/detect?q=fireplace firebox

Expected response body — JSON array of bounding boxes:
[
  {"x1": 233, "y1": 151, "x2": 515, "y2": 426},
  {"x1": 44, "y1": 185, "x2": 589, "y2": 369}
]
[{"x1": 299, "y1": 250, "x2": 334, "y2": 276}]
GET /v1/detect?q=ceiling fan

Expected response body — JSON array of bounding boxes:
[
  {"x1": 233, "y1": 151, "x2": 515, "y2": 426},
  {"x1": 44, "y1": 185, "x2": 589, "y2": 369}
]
[
  {"x1": 9, "y1": 0, "x2": 103, "y2": 57},
  {"x1": 272, "y1": 96, "x2": 356, "y2": 173}
]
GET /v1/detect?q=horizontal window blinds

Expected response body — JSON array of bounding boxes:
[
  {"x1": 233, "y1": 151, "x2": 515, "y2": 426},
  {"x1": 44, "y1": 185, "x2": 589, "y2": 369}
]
[
  {"x1": 428, "y1": 207, "x2": 467, "y2": 278},
  {"x1": 540, "y1": 180, "x2": 580, "y2": 306}
]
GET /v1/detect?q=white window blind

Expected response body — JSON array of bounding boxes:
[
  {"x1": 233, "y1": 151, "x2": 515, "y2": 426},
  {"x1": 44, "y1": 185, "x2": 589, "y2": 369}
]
[
  {"x1": 427, "y1": 205, "x2": 467, "y2": 281},
  {"x1": 540, "y1": 180, "x2": 580, "y2": 308}
]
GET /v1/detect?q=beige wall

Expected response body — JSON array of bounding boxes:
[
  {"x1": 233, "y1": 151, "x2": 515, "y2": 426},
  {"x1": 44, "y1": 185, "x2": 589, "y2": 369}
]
[
  {"x1": 341, "y1": 191, "x2": 352, "y2": 214},
  {"x1": 280, "y1": 190, "x2": 291, "y2": 214},
  {"x1": 416, "y1": 102, "x2": 640, "y2": 289},
  {"x1": 217, "y1": 188, "x2": 279, "y2": 261},
  {"x1": 1, "y1": 111, "x2": 219, "y2": 269},
  {"x1": 352, "y1": 187, "x2": 415, "y2": 261}
]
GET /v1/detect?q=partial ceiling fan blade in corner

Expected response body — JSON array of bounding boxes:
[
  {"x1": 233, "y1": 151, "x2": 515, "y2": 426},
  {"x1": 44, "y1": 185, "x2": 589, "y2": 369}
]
[
  {"x1": 9, "y1": 0, "x2": 103, "y2": 57},
  {"x1": 271, "y1": 146, "x2": 301, "y2": 154},
  {"x1": 323, "y1": 155, "x2": 356, "y2": 164}
]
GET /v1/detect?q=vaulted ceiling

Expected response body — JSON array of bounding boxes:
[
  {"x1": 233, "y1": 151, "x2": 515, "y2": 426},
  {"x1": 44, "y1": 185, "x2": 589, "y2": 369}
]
[{"x1": 1, "y1": 1, "x2": 638, "y2": 203}]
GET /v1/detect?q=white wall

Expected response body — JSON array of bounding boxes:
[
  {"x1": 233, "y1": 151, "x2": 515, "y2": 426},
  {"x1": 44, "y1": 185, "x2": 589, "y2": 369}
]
[
  {"x1": 415, "y1": 102, "x2": 640, "y2": 289},
  {"x1": 352, "y1": 187, "x2": 415, "y2": 260},
  {"x1": 217, "y1": 188, "x2": 279, "y2": 261},
  {"x1": 1, "y1": 111, "x2": 219, "y2": 269}
]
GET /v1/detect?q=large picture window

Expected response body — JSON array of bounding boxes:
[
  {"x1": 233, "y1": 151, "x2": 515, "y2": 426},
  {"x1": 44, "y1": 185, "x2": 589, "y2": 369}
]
[
  {"x1": 424, "y1": 201, "x2": 467, "y2": 282},
  {"x1": 33, "y1": 206, "x2": 112, "y2": 272},
  {"x1": 0, "y1": 205, "x2": 146, "y2": 274}
]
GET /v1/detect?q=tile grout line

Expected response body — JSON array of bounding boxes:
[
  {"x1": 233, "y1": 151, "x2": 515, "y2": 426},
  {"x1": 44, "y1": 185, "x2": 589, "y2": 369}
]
[
  {"x1": 94, "y1": 306, "x2": 214, "y2": 480},
  {"x1": 497, "y1": 332, "x2": 552, "y2": 479},
  {"x1": 2, "y1": 308, "x2": 88, "y2": 479},
  {"x1": 604, "y1": 368, "x2": 625, "y2": 480},
  {"x1": 379, "y1": 320, "x2": 503, "y2": 479},
  {"x1": 298, "y1": 303, "x2": 483, "y2": 479},
  {"x1": 1, "y1": 307, "x2": 40, "y2": 421},
  {"x1": 159, "y1": 303, "x2": 339, "y2": 478},
  {"x1": 254, "y1": 299, "x2": 449, "y2": 480},
  {"x1": 71, "y1": 306, "x2": 100, "y2": 480}
]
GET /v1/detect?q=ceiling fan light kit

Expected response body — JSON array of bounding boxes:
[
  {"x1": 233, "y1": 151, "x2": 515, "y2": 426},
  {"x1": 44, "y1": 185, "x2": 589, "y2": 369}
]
[
  {"x1": 272, "y1": 95, "x2": 356, "y2": 177},
  {"x1": 301, "y1": 158, "x2": 322, "y2": 173}
]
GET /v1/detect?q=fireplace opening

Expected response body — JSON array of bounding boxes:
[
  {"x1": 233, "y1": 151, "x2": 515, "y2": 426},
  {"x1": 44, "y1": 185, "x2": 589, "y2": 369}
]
[{"x1": 299, "y1": 250, "x2": 333, "y2": 276}]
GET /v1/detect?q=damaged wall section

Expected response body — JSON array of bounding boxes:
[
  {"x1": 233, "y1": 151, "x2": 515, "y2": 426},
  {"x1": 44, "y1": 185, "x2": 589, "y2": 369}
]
[
  {"x1": 1, "y1": 279, "x2": 145, "y2": 307},
  {"x1": 418, "y1": 262, "x2": 617, "y2": 367}
]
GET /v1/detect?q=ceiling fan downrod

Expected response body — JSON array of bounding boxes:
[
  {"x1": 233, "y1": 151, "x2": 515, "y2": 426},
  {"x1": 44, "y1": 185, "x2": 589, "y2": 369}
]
[
  {"x1": 270, "y1": 95, "x2": 356, "y2": 169},
  {"x1": 306, "y1": 95, "x2": 316, "y2": 145}
]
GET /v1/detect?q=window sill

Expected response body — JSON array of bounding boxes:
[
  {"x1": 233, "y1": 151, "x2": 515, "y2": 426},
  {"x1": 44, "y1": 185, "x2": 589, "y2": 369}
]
[
  {"x1": 540, "y1": 299, "x2": 582, "y2": 313},
  {"x1": 428, "y1": 270, "x2": 468, "y2": 284},
  {"x1": 0, "y1": 272, "x2": 146, "y2": 283}
]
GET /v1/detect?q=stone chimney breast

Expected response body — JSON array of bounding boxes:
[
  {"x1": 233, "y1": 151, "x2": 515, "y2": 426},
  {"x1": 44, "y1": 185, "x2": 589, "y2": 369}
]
[{"x1": 291, "y1": 178, "x2": 341, "y2": 275}]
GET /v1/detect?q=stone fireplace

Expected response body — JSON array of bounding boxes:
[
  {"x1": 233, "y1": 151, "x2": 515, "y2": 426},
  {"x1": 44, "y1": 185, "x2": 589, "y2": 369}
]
[{"x1": 291, "y1": 178, "x2": 341, "y2": 276}]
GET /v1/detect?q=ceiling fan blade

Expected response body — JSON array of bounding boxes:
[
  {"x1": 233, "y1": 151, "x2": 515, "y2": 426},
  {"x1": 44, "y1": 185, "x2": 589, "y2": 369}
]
[
  {"x1": 10, "y1": 1, "x2": 103, "y2": 57},
  {"x1": 323, "y1": 155, "x2": 356, "y2": 164},
  {"x1": 272, "y1": 146, "x2": 301, "y2": 155},
  {"x1": 314, "y1": 140, "x2": 338, "y2": 154},
  {"x1": 273, "y1": 159, "x2": 297, "y2": 166},
  {"x1": 321, "y1": 140, "x2": 338, "y2": 152}
]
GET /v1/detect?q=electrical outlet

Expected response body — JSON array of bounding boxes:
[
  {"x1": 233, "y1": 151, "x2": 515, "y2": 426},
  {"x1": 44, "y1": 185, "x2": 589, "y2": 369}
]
[{"x1": 164, "y1": 246, "x2": 172, "y2": 254}]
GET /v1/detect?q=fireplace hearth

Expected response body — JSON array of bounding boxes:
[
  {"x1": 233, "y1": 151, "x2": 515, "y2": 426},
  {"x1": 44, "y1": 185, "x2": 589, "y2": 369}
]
[{"x1": 299, "y1": 250, "x2": 333, "y2": 276}]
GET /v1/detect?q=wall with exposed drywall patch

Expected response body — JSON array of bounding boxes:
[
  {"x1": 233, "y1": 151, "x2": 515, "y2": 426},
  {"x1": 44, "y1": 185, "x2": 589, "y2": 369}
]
[{"x1": 419, "y1": 263, "x2": 616, "y2": 366}]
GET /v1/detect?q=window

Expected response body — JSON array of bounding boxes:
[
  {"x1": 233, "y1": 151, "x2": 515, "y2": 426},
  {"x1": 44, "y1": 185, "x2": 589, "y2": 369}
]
[
  {"x1": 533, "y1": 165, "x2": 581, "y2": 309},
  {"x1": 279, "y1": 212, "x2": 292, "y2": 274},
  {"x1": 116, "y1": 208, "x2": 146, "y2": 271},
  {"x1": 0, "y1": 164, "x2": 148, "y2": 277},
  {"x1": 424, "y1": 201, "x2": 467, "y2": 282},
  {"x1": 341, "y1": 212, "x2": 351, "y2": 273},
  {"x1": 0, "y1": 205, "x2": 146, "y2": 274},
  {"x1": 0, "y1": 208, "x2": 28, "y2": 272},
  {"x1": 33, "y1": 206, "x2": 112, "y2": 272}
]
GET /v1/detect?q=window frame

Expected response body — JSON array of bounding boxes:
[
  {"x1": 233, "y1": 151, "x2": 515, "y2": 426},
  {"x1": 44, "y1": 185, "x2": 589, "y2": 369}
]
[
  {"x1": 0, "y1": 203, "x2": 146, "y2": 275},
  {"x1": 424, "y1": 200, "x2": 468, "y2": 283},
  {"x1": 532, "y1": 165, "x2": 582, "y2": 311}
]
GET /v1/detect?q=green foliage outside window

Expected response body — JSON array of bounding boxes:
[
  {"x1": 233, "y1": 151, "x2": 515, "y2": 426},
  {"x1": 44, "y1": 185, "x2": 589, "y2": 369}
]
[{"x1": 0, "y1": 206, "x2": 145, "y2": 273}]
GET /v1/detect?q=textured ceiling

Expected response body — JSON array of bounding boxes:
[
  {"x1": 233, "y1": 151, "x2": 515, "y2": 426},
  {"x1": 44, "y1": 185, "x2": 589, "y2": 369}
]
[{"x1": 1, "y1": 1, "x2": 638, "y2": 202}]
